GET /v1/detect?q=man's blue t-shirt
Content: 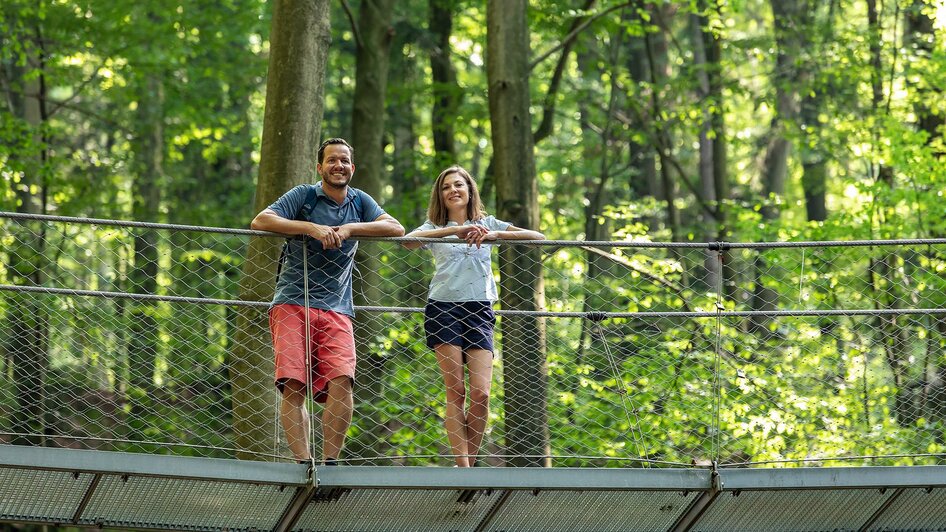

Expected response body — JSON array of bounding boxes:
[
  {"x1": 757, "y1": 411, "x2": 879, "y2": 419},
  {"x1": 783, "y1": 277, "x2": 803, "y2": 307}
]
[{"x1": 268, "y1": 182, "x2": 385, "y2": 317}]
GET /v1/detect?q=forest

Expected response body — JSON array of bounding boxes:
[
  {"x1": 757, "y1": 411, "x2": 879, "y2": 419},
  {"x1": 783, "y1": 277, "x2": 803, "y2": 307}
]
[{"x1": 1, "y1": 0, "x2": 946, "y2": 469}]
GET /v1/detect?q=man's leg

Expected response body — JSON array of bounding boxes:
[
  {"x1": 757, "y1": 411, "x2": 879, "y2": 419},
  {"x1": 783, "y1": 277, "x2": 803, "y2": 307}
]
[
  {"x1": 270, "y1": 304, "x2": 313, "y2": 462},
  {"x1": 322, "y1": 375, "x2": 353, "y2": 462},
  {"x1": 280, "y1": 379, "x2": 311, "y2": 461}
]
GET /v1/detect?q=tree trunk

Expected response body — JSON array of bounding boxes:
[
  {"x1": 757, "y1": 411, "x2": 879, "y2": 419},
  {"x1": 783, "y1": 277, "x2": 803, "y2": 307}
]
[
  {"x1": 429, "y1": 0, "x2": 461, "y2": 166},
  {"x1": 801, "y1": 151, "x2": 827, "y2": 222},
  {"x1": 903, "y1": 0, "x2": 946, "y2": 422},
  {"x1": 644, "y1": 9, "x2": 679, "y2": 244},
  {"x1": 903, "y1": 0, "x2": 943, "y2": 149},
  {"x1": 6, "y1": 31, "x2": 49, "y2": 446},
  {"x1": 388, "y1": 31, "x2": 427, "y2": 306},
  {"x1": 487, "y1": 0, "x2": 549, "y2": 467},
  {"x1": 126, "y1": 73, "x2": 163, "y2": 440},
  {"x1": 690, "y1": 5, "x2": 721, "y2": 290},
  {"x1": 349, "y1": 0, "x2": 395, "y2": 460},
  {"x1": 624, "y1": 20, "x2": 660, "y2": 217},
  {"x1": 799, "y1": 3, "x2": 833, "y2": 223},
  {"x1": 751, "y1": 0, "x2": 810, "y2": 332},
  {"x1": 231, "y1": 0, "x2": 330, "y2": 460},
  {"x1": 866, "y1": 0, "x2": 913, "y2": 427},
  {"x1": 761, "y1": 0, "x2": 810, "y2": 215},
  {"x1": 702, "y1": 0, "x2": 733, "y2": 298}
]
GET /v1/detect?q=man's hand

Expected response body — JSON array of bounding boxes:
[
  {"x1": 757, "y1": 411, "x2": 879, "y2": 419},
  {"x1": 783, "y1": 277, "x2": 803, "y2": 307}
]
[
  {"x1": 332, "y1": 225, "x2": 352, "y2": 243},
  {"x1": 308, "y1": 223, "x2": 342, "y2": 249}
]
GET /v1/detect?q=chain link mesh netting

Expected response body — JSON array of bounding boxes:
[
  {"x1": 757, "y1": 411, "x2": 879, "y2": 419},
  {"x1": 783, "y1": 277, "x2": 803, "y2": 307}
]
[{"x1": 2, "y1": 213, "x2": 946, "y2": 467}]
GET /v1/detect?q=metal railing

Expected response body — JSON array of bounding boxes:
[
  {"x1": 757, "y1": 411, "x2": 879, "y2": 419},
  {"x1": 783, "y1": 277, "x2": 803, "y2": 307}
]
[{"x1": 2, "y1": 212, "x2": 946, "y2": 467}]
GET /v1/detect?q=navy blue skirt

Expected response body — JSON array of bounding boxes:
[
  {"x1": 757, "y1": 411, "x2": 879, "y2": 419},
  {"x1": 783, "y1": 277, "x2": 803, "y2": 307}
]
[{"x1": 423, "y1": 300, "x2": 495, "y2": 353}]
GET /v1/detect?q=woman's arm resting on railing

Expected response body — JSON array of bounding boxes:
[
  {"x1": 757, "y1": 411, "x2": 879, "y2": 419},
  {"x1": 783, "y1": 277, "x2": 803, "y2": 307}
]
[
  {"x1": 401, "y1": 225, "x2": 488, "y2": 250},
  {"x1": 465, "y1": 225, "x2": 545, "y2": 247}
]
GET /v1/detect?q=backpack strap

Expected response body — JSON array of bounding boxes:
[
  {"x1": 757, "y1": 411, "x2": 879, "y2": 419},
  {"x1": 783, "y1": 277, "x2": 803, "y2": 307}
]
[
  {"x1": 276, "y1": 185, "x2": 320, "y2": 281},
  {"x1": 296, "y1": 184, "x2": 320, "y2": 223}
]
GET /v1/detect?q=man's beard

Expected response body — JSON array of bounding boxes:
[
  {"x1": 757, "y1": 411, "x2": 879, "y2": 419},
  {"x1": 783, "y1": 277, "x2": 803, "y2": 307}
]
[{"x1": 321, "y1": 174, "x2": 352, "y2": 189}]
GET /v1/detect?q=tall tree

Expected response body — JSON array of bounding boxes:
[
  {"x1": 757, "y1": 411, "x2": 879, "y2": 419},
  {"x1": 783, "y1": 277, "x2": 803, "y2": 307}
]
[
  {"x1": 348, "y1": 0, "x2": 396, "y2": 458},
  {"x1": 643, "y1": 5, "x2": 680, "y2": 246},
  {"x1": 624, "y1": 11, "x2": 660, "y2": 210},
  {"x1": 387, "y1": 23, "x2": 427, "y2": 305},
  {"x1": 751, "y1": 0, "x2": 813, "y2": 332},
  {"x1": 866, "y1": 0, "x2": 913, "y2": 426},
  {"x1": 126, "y1": 68, "x2": 164, "y2": 439},
  {"x1": 428, "y1": 0, "x2": 461, "y2": 166},
  {"x1": 230, "y1": 0, "x2": 331, "y2": 460},
  {"x1": 487, "y1": 0, "x2": 549, "y2": 467},
  {"x1": 691, "y1": 0, "x2": 730, "y2": 290},
  {"x1": 903, "y1": 0, "x2": 943, "y2": 150},
  {"x1": 798, "y1": 2, "x2": 835, "y2": 223},
  {"x1": 761, "y1": 0, "x2": 811, "y2": 220},
  {"x1": 4, "y1": 5, "x2": 49, "y2": 446}
]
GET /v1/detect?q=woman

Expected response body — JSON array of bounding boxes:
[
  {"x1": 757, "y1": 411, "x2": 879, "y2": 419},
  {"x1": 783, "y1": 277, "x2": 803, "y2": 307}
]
[{"x1": 404, "y1": 165, "x2": 545, "y2": 467}]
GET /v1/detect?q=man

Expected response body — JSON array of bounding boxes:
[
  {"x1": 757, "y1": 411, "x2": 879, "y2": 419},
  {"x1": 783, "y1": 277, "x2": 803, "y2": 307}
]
[{"x1": 251, "y1": 137, "x2": 404, "y2": 464}]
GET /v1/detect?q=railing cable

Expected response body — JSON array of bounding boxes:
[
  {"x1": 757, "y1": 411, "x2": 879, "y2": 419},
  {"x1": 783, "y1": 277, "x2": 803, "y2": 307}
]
[{"x1": 589, "y1": 313, "x2": 649, "y2": 466}]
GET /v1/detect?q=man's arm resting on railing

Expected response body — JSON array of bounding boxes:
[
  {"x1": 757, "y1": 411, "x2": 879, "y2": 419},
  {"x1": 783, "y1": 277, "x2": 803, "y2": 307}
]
[
  {"x1": 334, "y1": 214, "x2": 405, "y2": 240},
  {"x1": 250, "y1": 208, "x2": 342, "y2": 249}
]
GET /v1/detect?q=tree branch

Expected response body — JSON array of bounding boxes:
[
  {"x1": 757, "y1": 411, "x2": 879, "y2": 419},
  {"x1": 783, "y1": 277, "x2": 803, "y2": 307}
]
[
  {"x1": 581, "y1": 245, "x2": 687, "y2": 297},
  {"x1": 529, "y1": 1, "x2": 634, "y2": 70},
  {"x1": 47, "y1": 64, "x2": 107, "y2": 120},
  {"x1": 11, "y1": 89, "x2": 132, "y2": 134},
  {"x1": 339, "y1": 0, "x2": 364, "y2": 49},
  {"x1": 533, "y1": 0, "x2": 598, "y2": 144}
]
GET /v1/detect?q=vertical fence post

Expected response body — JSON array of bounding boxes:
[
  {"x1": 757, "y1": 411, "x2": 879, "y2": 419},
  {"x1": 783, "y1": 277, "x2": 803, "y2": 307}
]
[{"x1": 711, "y1": 242, "x2": 727, "y2": 464}]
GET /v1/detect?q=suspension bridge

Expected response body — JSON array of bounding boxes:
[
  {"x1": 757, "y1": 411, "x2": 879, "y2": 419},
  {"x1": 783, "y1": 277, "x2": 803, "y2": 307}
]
[{"x1": 2, "y1": 212, "x2": 946, "y2": 530}]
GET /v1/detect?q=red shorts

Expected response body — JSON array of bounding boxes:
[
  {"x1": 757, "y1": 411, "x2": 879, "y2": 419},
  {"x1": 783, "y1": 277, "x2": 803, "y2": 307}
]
[{"x1": 269, "y1": 304, "x2": 356, "y2": 403}]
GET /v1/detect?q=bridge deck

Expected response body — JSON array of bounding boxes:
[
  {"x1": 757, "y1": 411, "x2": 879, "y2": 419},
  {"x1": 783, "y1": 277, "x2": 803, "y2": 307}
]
[{"x1": 2, "y1": 445, "x2": 945, "y2": 531}]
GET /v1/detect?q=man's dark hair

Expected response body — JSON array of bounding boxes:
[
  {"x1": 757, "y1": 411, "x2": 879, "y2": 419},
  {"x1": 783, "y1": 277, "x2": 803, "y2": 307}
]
[{"x1": 318, "y1": 138, "x2": 354, "y2": 164}]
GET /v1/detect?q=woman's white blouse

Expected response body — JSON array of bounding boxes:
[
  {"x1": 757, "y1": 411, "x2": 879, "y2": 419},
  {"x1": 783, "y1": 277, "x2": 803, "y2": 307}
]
[{"x1": 414, "y1": 215, "x2": 511, "y2": 302}]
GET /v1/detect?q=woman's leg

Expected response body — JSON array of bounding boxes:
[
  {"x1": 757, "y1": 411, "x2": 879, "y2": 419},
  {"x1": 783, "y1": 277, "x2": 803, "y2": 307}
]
[
  {"x1": 434, "y1": 343, "x2": 470, "y2": 467},
  {"x1": 464, "y1": 348, "x2": 493, "y2": 465}
]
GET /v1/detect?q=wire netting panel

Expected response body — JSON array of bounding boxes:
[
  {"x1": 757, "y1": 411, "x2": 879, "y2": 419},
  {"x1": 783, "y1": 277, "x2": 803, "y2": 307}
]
[
  {"x1": 2, "y1": 214, "x2": 946, "y2": 467},
  {"x1": 340, "y1": 313, "x2": 719, "y2": 467},
  {"x1": 716, "y1": 313, "x2": 946, "y2": 467},
  {"x1": 1, "y1": 291, "x2": 252, "y2": 456}
]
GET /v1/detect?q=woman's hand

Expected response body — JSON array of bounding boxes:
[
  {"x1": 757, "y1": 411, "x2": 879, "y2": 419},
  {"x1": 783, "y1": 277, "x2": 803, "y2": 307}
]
[
  {"x1": 456, "y1": 224, "x2": 488, "y2": 243},
  {"x1": 463, "y1": 226, "x2": 496, "y2": 248}
]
